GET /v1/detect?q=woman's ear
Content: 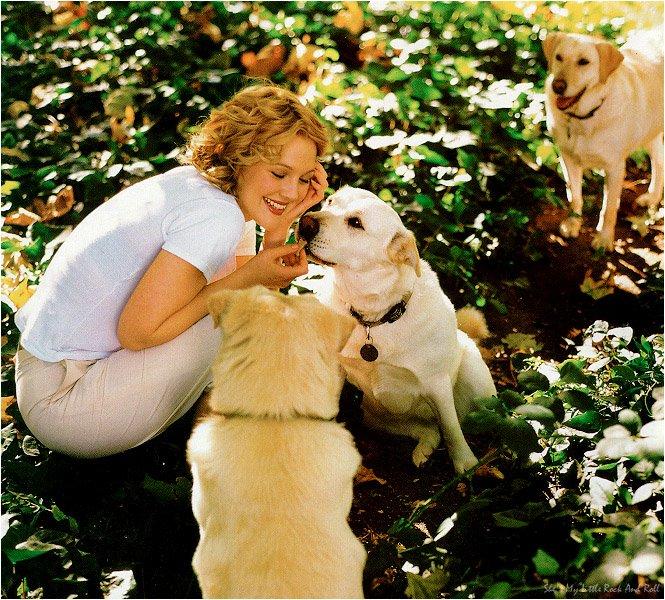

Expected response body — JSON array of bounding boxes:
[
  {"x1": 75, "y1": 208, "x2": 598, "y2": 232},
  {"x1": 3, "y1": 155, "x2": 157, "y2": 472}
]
[{"x1": 388, "y1": 230, "x2": 421, "y2": 276}]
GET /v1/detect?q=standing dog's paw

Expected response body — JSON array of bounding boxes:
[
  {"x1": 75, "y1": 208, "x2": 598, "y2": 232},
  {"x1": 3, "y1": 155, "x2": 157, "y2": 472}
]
[
  {"x1": 635, "y1": 191, "x2": 663, "y2": 208},
  {"x1": 451, "y1": 448, "x2": 479, "y2": 474},
  {"x1": 559, "y1": 216, "x2": 582, "y2": 238},
  {"x1": 591, "y1": 230, "x2": 615, "y2": 251},
  {"x1": 412, "y1": 442, "x2": 435, "y2": 467}
]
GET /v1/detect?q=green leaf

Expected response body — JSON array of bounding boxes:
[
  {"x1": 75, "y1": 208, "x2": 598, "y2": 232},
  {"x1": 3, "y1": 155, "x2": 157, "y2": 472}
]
[
  {"x1": 498, "y1": 389, "x2": 524, "y2": 408},
  {"x1": 405, "y1": 568, "x2": 449, "y2": 599},
  {"x1": 516, "y1": 369, "x2": 550, "y2": 393},
  {"x1": 565, "y1": 411, "x2": 602, "y2": 433},
  {"x1": 415, "y1": 145, "x2": 449, "y2": 165},
  {"x1": 502, "y1": 333, "x2": 543, "y2": 353},
  {"x1": 498, "y1": 417, "x2": 540, "y2": 456},
  {"x1": 493, "y1": 512, "x2": 529, "y2": 528},
  {"x1": 559, "y1": 360, "x2": 592, "y2": 384},
  {"x1": 410, "y1": 78, "x2": 443, "y2": 102},
  {"x1": 484, "y1": 582, "x2": 513, "y2": 598},
  {"x1": 414, "y1": 193, "x2": 434, "y2": 209},
  {"x1": 532, "y1": 549, "x2": 560, "y2": 576},
  {"x1": 463, "y1": 408, "x2": 503, "y2": 435},
  {"x1": 514, "y1": 403, "x2": 555, "y2": 424},
  {"x1": 557, "y1": 389, "x2": 595, "y2": 411}
]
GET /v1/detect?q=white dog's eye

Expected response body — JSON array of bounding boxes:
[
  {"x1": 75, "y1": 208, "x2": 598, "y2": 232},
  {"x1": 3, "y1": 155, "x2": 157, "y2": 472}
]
[
  {"x1": 577, "y1": 58, "x2": 589, "y2": 66},
  {"x1": 555, "y1": 54, "x2": 562, "y2": 61},
  {"x1": 347, "y1": 216, "x2": 364, "y2": 230}
]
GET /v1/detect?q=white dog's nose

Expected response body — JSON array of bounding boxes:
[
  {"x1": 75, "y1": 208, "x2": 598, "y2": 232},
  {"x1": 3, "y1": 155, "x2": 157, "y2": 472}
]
[{"x1": 298, "y1": 214, "x2": 320, "y2": 241}]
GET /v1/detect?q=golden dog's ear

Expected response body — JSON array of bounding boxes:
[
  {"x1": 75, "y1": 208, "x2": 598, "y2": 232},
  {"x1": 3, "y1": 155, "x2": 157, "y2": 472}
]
[
  {"x1": 388, "y1": 230, "x2": 421, "y2": 276},
  {"x1": 596, "y1": 41, "x2": 623, "y2": 83},
  {"x1": 207, "y1": 289, "x2": 237, "y2": 328},
  {"x1": 542, "y1": 32, "x2": 565, "y2": 67}
]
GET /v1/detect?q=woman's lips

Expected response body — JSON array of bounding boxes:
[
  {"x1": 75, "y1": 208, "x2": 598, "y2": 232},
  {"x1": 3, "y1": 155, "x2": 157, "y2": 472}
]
[{"x1": 264, "y1": 197, "x2": 287, "y2": 216}]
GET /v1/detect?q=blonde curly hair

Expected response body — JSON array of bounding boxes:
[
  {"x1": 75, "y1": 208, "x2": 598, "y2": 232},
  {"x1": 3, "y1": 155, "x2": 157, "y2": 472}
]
[{"x1": 184, "y1": 84, "x2": 329, "y2": 195}]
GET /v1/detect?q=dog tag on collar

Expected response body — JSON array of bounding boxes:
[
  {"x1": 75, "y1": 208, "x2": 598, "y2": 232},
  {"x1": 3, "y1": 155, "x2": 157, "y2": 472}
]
[{"x1": 360, "y1": 343, "x2": 379, "y2": 362}]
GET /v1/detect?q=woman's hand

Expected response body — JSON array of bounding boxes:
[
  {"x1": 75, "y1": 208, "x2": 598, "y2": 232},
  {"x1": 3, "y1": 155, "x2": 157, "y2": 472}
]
[
  {"x1": 263, "y1": 163, "x2": 328, "y2": 250},
  {"x1": 233, "y1": 241, "x2": 308, "y2": 289}
]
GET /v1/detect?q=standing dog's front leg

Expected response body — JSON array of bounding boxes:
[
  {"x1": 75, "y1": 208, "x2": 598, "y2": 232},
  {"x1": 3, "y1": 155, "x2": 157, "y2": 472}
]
[
  {"x1": 636, "y1": 135, "x2": 664, "y2": 208},
  {"x1": 593, "y1": 160, "x2": 625, "y2": 250},
  {"x1": 425, "y1": 375, "x2": 478, "y2": 474},
  {"x1": 559, "y1": 153, "x2": 584, "y2": 239}
]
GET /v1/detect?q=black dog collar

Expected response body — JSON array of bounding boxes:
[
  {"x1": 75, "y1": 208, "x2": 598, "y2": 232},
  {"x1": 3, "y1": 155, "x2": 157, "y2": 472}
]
[
  {"x1": 348, "y1": 292, "x2": 412, "y2": 362},
  {"x1": 565, "y1": 99, "x2": 605, "y2": 120}
]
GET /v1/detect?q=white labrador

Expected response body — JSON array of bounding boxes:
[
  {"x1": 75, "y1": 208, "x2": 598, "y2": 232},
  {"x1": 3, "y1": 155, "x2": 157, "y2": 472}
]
[
  {"x1": 543, "y1": 29, "x2": 664, "y2": 250},
  {"x1": 298, "y1": 187, "x2": 496, "y2": 473}
]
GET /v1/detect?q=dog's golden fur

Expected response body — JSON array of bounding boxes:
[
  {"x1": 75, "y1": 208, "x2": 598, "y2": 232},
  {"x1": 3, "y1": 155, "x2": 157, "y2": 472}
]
[{"x1": 187, "y1": 286, "x2": 366, "y2": 599}]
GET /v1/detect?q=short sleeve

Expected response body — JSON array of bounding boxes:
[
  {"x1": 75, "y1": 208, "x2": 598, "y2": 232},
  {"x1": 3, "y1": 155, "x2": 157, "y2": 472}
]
[
  {"x1": 161, "y1": 200, "x2": 245, "y2": 282},
  {"x1": 235, "y1": 220, "x2": 257, "y2": 256}
]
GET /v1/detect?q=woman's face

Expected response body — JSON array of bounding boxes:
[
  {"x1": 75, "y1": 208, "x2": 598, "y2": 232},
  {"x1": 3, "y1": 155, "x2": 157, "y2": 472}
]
[{"x1": 236, "y1": 135, "x2": 318, "y2": 229}]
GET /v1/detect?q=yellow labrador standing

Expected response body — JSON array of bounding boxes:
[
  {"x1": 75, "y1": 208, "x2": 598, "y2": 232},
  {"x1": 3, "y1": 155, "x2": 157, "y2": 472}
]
[{"x1": 543, "y1": 29, "x2": 664, "y2": 250}]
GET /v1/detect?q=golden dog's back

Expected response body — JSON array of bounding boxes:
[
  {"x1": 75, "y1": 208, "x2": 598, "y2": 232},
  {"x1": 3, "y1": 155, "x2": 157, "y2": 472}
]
[{"x1": 188, "y1": 416, "x2": 365, "y2": 599}]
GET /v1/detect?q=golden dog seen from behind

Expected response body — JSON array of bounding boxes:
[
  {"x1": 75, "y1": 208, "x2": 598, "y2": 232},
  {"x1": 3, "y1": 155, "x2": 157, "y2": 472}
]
[{"x1": 187, "y1": 286, "x2": 366, "y2": 599}]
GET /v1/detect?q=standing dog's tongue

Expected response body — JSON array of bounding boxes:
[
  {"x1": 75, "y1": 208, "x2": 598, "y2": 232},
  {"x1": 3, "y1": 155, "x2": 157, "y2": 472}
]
[{"x1": 556, "y1": 89, "x2": 584, "y2": 111}]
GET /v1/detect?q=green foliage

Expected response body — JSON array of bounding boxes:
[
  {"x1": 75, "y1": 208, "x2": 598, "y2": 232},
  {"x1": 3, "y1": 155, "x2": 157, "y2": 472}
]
[
  {"x1": 390, "y1": 323, "x2": 664, "y2": 598},
  {"x1": 1, "y1": 2, "x2": 662, "y2": 598}
]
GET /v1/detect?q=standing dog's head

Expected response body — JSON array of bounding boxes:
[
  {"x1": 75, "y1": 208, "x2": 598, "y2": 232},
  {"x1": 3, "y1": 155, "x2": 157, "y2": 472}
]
[
  {"x1": 297, "y1": 186, "x2": 421, "y2": 278},
  {"x1": 542, "y1": 32, "x2": 623, "y2": 112}
]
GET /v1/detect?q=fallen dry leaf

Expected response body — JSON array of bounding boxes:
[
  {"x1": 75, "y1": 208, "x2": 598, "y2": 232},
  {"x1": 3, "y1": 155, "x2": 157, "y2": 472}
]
[
  {"x1": 355, "y1": 465, "x2": 386, "y2": 485},
  {"x1": 333, "y1": 1, "x2": 365, "y2": 35},
  {"x1": 180, "y1": 4, "x2": 222, "y2": 43},
  {"x1": 8, "y1": 278, "x2": 35, "y2": 309},
  {"x1": 474, "y1": 464, "x2": 505, "y2": 479},
  {"x1": 33, "y1": 185, "x2": 75, "y2": 222},
  {"x1": 2, "y1": 396, "x2": 16, "y2": 425},
  {"x1": 240, "y1": 42, "x2": 286, "y2": 78},
  {"x1": 580, "y1": 268, "x2": 615, "y2": 300},
  {"x1": 4, "y1": 207, "x2": 41, "y2": 227},
  {"x1": 282, "y1": 43, "x2": 325, "y2": 82}
]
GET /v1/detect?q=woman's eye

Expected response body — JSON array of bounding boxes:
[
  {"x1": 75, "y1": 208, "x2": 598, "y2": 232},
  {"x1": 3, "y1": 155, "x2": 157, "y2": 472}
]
[
  {"x1": 555, "y1": 54, "x2": 562, "y2": 61},
  {"x1": 299, "y1": 178, "x2": 312, "y2": 185},
  {"x1": 347, "y1": 217, "x2": 364, "y2": 230},
  {"x1": 271, "y1": 172, "x2": 286, "y2": 179},
  {"x1": 578, "y1": 58, "x2": 589, "y2": 66}
]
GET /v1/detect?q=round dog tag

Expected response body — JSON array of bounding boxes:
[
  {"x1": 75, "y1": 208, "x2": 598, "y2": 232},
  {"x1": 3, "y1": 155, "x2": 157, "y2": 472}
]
[{"x1": 360, "y1": 343, "x2": 379, "y2": 362}]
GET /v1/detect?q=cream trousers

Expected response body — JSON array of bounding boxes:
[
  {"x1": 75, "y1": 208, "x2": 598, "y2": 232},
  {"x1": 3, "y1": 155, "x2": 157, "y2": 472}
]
[{"x1": 15, "y1": 315, "x2": 221, "y2": 459}]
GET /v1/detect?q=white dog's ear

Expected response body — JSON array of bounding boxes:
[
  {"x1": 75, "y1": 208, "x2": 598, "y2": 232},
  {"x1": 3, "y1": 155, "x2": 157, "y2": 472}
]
[
  {"x1": 596, "y1": 41, "x2": 623, "y2": 83},
  {"x1": 207, "y1": 289, "x2": 236, "y2": 328},
  {"x1": 388, "y1": 230, "x2": 421, "y2": 276},
  {"x1": 542, "y1": 32, "x2": 565, "y2": 67}
]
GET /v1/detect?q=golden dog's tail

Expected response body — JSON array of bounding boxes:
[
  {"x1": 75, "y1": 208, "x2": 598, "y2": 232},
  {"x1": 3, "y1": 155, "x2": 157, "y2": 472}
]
[{"x1": 456, "y1": 306, "x2": 490, "y2": 344}]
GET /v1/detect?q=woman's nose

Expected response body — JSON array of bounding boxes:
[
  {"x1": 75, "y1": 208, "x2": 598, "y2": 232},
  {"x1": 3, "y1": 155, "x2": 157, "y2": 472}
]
[{"x1": 279, "y1": 178, "x2": 299, "y2": 201}]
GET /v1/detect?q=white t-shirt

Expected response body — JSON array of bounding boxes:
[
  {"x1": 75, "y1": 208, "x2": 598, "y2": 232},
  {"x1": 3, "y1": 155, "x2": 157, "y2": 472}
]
[{"x1": 16, "y1": 166, "x2": 255, "y2": 362}]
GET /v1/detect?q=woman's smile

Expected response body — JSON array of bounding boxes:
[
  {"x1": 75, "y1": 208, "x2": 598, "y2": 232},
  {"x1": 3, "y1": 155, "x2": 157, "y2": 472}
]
[{"x1": 264, "y1": 196, "x2": 288, "y2": 216}]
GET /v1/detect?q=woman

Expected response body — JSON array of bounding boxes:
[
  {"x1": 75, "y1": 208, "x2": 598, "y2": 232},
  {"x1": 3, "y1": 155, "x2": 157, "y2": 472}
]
[{"x1": 14, "y1": 84, "x2": 329, "y2": 458}]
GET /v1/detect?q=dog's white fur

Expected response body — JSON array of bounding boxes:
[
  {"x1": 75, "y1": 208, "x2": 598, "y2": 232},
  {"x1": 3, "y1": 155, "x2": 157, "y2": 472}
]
[
  {"x1": 187, "y1": 286, "x2": 366, "y2": 599},
  {"x1": 301, "y1": 187, "x2": 496, "y2": 472},
  {"x1": 543, "y1": 29, "x2": 664, "y2": 250}
]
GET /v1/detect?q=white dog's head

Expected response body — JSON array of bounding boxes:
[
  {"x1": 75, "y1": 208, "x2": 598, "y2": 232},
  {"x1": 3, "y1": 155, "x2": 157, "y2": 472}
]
[
  {"x1": 207, "y1": 286, "x2": 355, "y2": 419},
  {"x1": 297, "y1": 186, "x2": 421, "y2": 278},
  {"x1": 543, "y1": 32, "x2": 623, "y2": 111}
]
